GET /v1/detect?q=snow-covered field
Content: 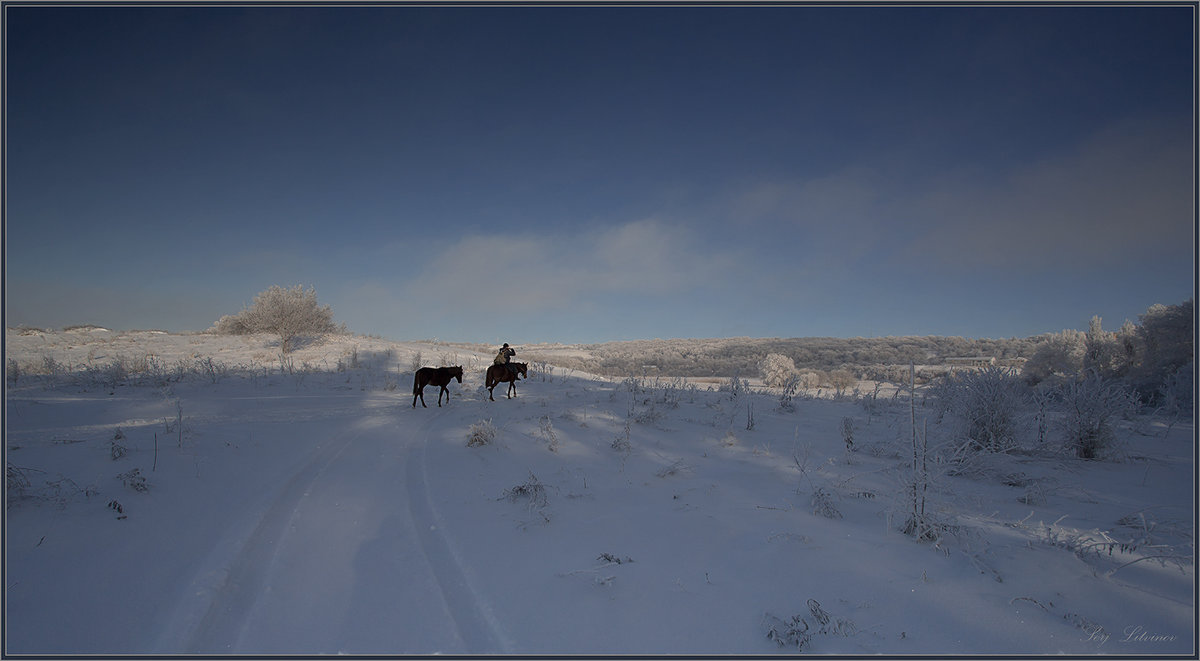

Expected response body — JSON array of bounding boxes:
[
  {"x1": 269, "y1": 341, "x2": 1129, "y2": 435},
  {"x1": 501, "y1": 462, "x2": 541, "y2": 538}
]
[{"x1": 4, "y1": 330, "x2": 1194, "y2": 655}]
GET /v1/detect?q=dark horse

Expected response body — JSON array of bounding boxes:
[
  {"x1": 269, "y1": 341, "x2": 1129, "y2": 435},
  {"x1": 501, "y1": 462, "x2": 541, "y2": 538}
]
[
  {"x1": 485, "y1": 362, "x2": 527, "y2": 401},
  {"x1": 413, "y1": 366, "x2": 464, "y2": 408}
]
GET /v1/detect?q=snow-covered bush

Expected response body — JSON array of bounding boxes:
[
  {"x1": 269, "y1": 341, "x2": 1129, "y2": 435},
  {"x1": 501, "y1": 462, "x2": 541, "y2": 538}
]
[
  {"x1": 777, "y1": 373, "x2": 801, "y2": 412},
  {"x1": 1059, "y1": 372, "x2": 1138, "y2": 459},
  {"x1": 720, "y1": 375, "x2": 752, "y2": 398},
  {"x1": 828, "y1": 369, "x2": 857, "y2": 393},
  {"x1": 796, "y1": 371, "x2": 820, "y2": 389},
  {"x1": 933, "y1": 366, "x2": 1028, "y2": 453},
  {"x1": 1157, "y1": 361, "x2": 1194, "y2": 416},
  {"x1": 211, "y1": 285, "x2": 342, "y2": 353},
  {"x1": 758, "y1": 353, "x2": 797, "y2": 388}
]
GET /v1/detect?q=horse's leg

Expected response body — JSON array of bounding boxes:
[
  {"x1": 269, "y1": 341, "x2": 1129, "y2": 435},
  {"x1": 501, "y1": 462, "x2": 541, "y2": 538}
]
[
  {"x1": 438, "y1": 385, "x2": 448, "y2": 407},
  {"x1": 508, "y1": 380, "x2": 517, "y2": 399},
  {"x1": 416, "y1": 385, "x2": 428, "y2": 408}
]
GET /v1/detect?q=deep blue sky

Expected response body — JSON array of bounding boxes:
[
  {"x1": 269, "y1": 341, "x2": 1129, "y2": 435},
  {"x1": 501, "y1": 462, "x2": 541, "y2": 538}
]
[{"x1": 5, "y1": 4, "x2": 1195, "y2": 343}]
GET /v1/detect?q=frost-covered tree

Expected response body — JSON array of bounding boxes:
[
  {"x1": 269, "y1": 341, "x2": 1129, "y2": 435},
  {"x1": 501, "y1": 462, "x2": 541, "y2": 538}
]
[
  {"x1": 1022, "y1": 330, "x2": 1086, "y2": 385},
  {"x1": 758, "y1": 353, "x2": 797, "y2": 388},
  {"x1": 1129, "y1": 299, "x2": 1194, "y2": 402},
  {"x1": 1083, "y1": 316, "x2": 1122, "y2": 378},
  {"x1": 212, "y1": 285, "x2": 341, "y2": 353},
  {"x1": 1114, "y1": 320, "x2": 1140, "y2": 378}
]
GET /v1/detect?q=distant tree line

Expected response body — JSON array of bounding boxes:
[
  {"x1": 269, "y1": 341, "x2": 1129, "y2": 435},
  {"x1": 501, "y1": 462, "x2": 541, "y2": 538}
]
[
  {"x1": 1021, "y1": 299, "x2": 1192, "y2": 407},
  {"x1": 923, "y1": 298, "x2": 1192, "y2": 464},
  {"x1": 525, "y1": 298, "x2": 1193, "y2": 409},
  {"x1": 528, "y1": 335, "x2": 1042, "y2": 380}
]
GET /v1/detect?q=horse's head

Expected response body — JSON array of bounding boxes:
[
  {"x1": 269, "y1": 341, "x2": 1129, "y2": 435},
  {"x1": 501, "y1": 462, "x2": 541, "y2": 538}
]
[
  {"x1": 516, "y1": 362, "x2": 528, "y2": 378},
  {"x1": 451, "y1": 366, "x2": 464, "y2": 382}
]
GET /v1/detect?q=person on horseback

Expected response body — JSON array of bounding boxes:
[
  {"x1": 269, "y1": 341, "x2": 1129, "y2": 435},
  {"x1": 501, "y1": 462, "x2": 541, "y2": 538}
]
[{"x1": 494, "y1": 343, "x2": 518, "y2": 376}]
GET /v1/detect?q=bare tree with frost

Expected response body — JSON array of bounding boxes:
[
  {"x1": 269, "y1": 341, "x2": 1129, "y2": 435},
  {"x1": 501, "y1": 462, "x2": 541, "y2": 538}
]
[{"x1": 212, "y1": 285, "x2": 342, "y2": 353}]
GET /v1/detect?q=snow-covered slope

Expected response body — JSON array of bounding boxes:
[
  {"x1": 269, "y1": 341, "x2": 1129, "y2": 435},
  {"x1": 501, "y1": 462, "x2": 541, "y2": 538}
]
[{"x1": 4, "y1": 331, "x2": 1194, "y2": 655}]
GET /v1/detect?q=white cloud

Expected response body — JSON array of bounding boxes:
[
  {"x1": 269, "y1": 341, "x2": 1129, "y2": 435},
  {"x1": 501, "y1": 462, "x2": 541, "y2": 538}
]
[
  {"x1": 342, "y1": 219, "x2": 735, "y2": 330},
  {"x1": 731, "y1": 167, "x2": 886, "y2": 230},
  {"x1": 724, "y1": 115, "x2": 1193, "y2": 275},
  {"x1": 904, "y1": 115, "x2": 1194, "y2": 269},
  {"x1": 722, "y1": 167, "x2": 901, "y2": 283}
]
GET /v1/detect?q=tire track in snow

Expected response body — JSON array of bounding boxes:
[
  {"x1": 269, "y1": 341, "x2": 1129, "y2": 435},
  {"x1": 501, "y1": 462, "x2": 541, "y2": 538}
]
[
  {"x1": 181, "y1": 426, "x2": 361, "y2": 653},
  {"x1": 175, "y1": 408, "x2": 507, "y2": 654},
  {"x1": 406, "y1": 411, "x2": 510, "y2": 653}
]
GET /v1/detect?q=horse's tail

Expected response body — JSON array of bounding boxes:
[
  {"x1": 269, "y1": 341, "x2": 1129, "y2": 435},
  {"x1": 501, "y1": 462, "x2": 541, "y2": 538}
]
[
  {"x1": 484, "y1": 366, "x2": 495, "y2": 389},
  {"x1": 413, "y1": 369, "x2": 422, "y2": 395}
]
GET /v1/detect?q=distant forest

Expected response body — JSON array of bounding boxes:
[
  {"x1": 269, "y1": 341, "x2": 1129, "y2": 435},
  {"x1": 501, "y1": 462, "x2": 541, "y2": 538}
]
[
  {"x1": 514, "y1": 335, "x2": 1045, "y2": 381},
  {"x1": 438, "y1": 300, "x2": 1194, "y2": 397}
]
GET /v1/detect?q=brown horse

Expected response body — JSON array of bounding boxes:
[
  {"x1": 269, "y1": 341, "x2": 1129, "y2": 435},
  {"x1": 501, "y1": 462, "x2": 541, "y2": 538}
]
[
  {"x1": 485, "y1": 362, "x2": 527, "y2": 401},
  {"x1": 413, "y1": 366, "x2": 464, "y2": 408}
]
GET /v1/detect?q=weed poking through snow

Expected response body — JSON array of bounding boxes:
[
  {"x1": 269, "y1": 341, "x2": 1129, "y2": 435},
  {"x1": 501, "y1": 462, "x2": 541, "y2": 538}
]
[
  {"x1": 110, "y1": 428, "x2": 128, "y2": 461},
  {"x1": 537, "y1": 415, "x2": 559, "y2": 452},
  {"x1": 117, "y1": 468, "x2": 149, "y2": 492},
  {"x1": 467, "y1": 419, "x2": 497, "y2": 447},
  {"x1": 810, "y1": 487, "x2": 843, "y2": 519},
  {"x1": 502, "y1": 472, "x2": 549, "y2": 510},
  {"x1": 764, "y1": 599, "x2": 859, "y2": 650}
]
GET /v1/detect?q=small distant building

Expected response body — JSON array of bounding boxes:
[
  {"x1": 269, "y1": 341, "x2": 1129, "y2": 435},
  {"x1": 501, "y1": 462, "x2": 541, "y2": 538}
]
[{"x1": 945, "y1": 356, "x2": 997, "y2": 369}]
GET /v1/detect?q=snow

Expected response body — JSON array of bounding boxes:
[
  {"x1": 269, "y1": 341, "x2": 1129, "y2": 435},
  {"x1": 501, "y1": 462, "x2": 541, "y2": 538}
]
[{"x1": 4, "y1": 330, "x2": 1195, "y2": 655}]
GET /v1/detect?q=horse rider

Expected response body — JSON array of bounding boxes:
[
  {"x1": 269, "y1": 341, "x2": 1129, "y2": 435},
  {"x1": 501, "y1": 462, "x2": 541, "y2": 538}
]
[{"x1": 494, "y1": 343, "x2": 518, "y2": 376}]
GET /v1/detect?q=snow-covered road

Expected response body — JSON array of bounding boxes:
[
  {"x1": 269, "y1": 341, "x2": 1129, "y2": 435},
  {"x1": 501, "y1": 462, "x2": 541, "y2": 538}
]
[{"x1": 178, "y1": 408, "x2": 504, "y2": 654}]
